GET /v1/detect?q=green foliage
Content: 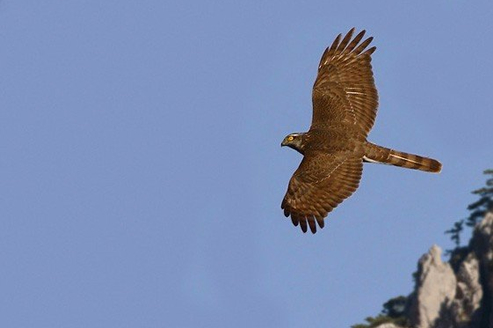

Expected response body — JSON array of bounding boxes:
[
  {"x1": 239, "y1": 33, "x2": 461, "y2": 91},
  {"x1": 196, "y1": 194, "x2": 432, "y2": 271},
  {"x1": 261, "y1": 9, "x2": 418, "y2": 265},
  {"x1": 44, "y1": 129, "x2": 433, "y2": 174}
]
[
  {"x1": 382, "y1": 296, "x2": 407, "y2": 318},
  {"x1": 445, "y1": 169, "x2": 493, "y2": 254},
  {"x1": 351, "y1": 314, "x2": 409, "y2": 328},
  {"x1": 351, "y1": 296, "x2": 410, "y2": 328}
]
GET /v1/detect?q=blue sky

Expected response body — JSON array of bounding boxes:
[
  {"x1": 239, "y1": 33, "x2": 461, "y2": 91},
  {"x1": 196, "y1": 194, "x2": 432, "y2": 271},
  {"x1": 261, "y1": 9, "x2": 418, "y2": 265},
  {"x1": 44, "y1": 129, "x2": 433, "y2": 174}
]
[{"x1": 1, "y1": 1, "x2": 492, "y2": 327}]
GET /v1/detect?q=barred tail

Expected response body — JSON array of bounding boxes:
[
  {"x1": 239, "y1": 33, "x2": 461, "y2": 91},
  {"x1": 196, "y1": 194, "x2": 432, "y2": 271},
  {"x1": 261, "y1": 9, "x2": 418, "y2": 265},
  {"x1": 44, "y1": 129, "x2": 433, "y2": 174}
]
[{"x1": 363, "y1": 142, "x2": 442, "y2": 173}]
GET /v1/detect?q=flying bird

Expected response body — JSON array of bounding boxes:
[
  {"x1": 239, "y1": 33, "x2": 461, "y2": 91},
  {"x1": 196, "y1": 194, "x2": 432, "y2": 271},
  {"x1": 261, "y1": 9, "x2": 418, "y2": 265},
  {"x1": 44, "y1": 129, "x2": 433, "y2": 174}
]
[{"x1": 281, "y1": 28, "x2": 442, "y2": 234}]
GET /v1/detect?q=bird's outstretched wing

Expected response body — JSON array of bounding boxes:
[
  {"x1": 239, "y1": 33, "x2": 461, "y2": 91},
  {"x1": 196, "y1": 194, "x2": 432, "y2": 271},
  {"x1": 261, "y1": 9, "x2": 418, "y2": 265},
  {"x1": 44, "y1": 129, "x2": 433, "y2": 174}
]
[
  {"x1": 312, "y1": 28, "x2": 378, "y2": 136},
  {"x1": 281, "y1": 151, "x2": 363, "y2": 233}
]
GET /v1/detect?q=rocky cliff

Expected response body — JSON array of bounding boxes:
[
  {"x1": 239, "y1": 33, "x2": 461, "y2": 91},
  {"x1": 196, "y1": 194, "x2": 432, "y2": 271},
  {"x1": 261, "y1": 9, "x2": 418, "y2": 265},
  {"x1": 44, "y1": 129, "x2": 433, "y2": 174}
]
[{"x1": 355, "y1": 212, "x2": 493, "y2": 328}]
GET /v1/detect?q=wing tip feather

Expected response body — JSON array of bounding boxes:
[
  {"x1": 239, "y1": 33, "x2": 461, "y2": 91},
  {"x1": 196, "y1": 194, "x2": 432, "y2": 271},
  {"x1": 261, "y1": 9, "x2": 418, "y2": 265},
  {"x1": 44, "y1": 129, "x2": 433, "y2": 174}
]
[
  {"x1": 319, "y1": 28, "x2": 375, "y2": 69},
  {"x1": 284, "y1": 208, "x2": 327, "y2": 234}
]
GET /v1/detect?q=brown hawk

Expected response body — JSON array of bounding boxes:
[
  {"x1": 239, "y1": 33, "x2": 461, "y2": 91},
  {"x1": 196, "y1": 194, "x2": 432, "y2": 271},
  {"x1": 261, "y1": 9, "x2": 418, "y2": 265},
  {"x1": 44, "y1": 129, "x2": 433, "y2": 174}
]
[{"x1": 281, "y1": 28, "x2": 442, "y2": 234}]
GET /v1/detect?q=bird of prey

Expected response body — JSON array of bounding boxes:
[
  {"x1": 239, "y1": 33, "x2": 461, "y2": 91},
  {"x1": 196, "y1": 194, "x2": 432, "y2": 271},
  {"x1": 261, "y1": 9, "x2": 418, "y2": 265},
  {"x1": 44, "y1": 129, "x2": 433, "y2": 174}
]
[{"x1": 281, "y1": 28, "x2": 442, "y2": 234}]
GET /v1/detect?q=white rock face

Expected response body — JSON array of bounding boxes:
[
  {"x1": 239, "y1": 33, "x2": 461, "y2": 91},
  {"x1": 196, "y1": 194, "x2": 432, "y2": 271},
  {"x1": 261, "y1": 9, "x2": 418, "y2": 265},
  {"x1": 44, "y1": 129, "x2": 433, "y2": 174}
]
[
  {"x1": 449, "y1": 253, "x2": 482, "y2": 325},
  {"x1": 409, "y1": 245, "x2": 457, "y2": 328},
  {"x1": 408, "y1": 214, "x2": 493, "y2": 327},
  {"x1": 472, "y1": 212, "x2": 493, "y2": 326},
  {"x1": 375, "y1": 324, "x2": 403, "y2": 328}
]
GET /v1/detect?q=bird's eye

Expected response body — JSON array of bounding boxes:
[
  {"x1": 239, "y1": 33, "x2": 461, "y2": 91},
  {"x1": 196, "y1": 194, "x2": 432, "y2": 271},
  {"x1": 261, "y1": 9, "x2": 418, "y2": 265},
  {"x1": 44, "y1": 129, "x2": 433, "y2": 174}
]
[{"x1": 288, "y1": 136, "x2": 294, "y2": 141}]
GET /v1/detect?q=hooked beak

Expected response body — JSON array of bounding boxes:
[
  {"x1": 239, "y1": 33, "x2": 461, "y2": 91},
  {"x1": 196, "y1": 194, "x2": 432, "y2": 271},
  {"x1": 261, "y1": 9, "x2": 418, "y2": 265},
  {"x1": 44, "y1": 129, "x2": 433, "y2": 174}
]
[{"x1": 281, "y1": 138, "x2": 287, "y2": 147}]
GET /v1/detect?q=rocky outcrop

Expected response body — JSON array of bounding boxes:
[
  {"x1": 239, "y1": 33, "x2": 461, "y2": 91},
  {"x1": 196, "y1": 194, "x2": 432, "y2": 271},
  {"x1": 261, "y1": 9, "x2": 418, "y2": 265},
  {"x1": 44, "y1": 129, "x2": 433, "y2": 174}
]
[
  {"x1": 448, "y1": 253, "x2": 482, "y2": 327},
  {"x1": 405, "y1": 247, "x2": 483, "y2": 328},
  {"x1": 470, "y1": 213, "x2": 493, "y2": 327},
  {"x1": 408, "y1": 245, "x2": 457, "y2": 328},
  {"x1": 372, "y1": 213, "x2": 493, "y2": 328}
]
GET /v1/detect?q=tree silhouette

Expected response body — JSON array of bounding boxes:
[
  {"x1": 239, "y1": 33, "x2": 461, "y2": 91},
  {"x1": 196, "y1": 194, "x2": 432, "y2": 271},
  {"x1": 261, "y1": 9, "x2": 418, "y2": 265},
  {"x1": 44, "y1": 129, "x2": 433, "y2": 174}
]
[
  {"x1": 466, "y1": 169, "x2": 493, "y2": 227},
  {"x1": 445, "y1": 169, "x2": 493, "y2": 252},
  {"x1": 444, "y1": 220, "x2": 464, "y2": 248}
]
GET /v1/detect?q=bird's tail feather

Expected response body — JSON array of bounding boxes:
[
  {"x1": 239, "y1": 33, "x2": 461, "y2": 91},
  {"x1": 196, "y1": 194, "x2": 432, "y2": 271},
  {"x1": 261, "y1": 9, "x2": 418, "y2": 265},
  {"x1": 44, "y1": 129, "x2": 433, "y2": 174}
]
[{"x1": 363, "y1": 142, "x2": 442, "y2": 173}]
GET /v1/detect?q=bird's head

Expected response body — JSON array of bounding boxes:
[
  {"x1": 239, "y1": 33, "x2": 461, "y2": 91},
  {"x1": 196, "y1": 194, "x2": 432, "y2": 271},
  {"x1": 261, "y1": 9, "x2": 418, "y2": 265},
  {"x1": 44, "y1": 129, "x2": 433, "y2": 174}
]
[{"x1": 281, "y1": 133, "x2": 305, "y2": 154}]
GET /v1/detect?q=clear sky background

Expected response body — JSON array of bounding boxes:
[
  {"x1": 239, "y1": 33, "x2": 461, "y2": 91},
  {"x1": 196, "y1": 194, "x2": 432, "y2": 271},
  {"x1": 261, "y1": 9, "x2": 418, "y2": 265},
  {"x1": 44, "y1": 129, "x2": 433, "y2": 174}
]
[{"x1": 1, "y1": 1, "x2": 492, "y2": 327}]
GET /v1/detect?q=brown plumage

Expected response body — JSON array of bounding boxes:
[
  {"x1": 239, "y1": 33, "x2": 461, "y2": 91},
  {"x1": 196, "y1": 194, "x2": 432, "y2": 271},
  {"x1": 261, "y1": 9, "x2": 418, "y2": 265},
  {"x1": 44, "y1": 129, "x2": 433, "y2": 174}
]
[{"x1": 281, "y1": 28, "x2": 442, "y2": 234}]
